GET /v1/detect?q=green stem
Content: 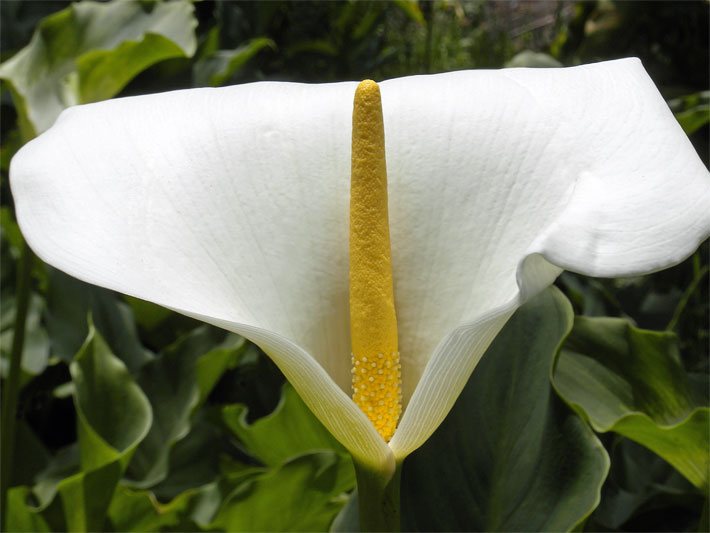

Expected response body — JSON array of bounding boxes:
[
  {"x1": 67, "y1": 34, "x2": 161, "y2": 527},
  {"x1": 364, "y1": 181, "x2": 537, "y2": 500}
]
[
  {"x1": 354, "y1": 460, "x2": 401, "y2": 532},
  {"x1": 666, "y1": 264, "x2": 709, "y2": 331},
  {"x1": 1, "y1": 241, "x2": 33, "y2": 530}
]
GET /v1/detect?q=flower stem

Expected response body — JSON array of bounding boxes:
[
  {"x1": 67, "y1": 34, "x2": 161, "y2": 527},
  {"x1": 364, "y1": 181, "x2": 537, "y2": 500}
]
[
  {"x1": 1, "y1": 241, "x2": 33, "y2": 530},
  {"x1": 666, "y1": 262, "x2": 708, "y2": 331},
  {"x1": 354, "y1": 460, "x2": 402, "y2": 532}
]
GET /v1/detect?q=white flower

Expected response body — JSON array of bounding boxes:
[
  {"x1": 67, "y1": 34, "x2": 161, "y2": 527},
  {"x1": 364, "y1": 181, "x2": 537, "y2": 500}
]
[{"x1": 10, "y1": 58, "x2": 709, "y2": 476}]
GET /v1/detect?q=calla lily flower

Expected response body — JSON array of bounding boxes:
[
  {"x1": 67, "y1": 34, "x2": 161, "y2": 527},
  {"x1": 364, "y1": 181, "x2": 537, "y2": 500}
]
[{"x1": 10, "y1": 59, "x2": 710, "y2": 480}]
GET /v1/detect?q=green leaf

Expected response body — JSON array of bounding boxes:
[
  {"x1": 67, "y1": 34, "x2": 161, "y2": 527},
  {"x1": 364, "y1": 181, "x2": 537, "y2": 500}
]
[
  {"x1": 1, "y1": 293, "x2": 49, "y2": 385},
  {"x1": 45, "y1": 268, "x2": 152, "y2": 373},
  {"x1": 193, "y1": 38, "x2": 275, "y2": 87},
  {"x1": 209, "y1": 452, "x2": 354, "y2": 532},
  {"x1": 0, "y1": 207, "x2": 24, "y2": 256},
  {"x1": 123, "y1": 295, "x2": 202, "y2": 351},
  {"x1": 668, "y1": 91, "x2": 710, "y2": 136},
  {"x1": 553, "y1": 316, "x2": 709, "y2": 490},
  {"x1": 392, "y1": 0, "x2": 425, "y2": 25},
  {"x1": 6, "y1": 486, "x2": 50, "y2": 533},
  {"x1": 56, "y1": 325, "x2": 152, "y2": 531},
  {"x1": 675, "y1": 105, "x2": 710, "y2": 136},
  {"x1": 208, "y1": 344, "x2": 285, "y2": 419},
  {"x1": 329, "y1": 490, "x2": 358, "y2": 532},
  {"x1": 31, "y1": 444, "x2": 80, "y2": 515},
  {"x1": 223, "y1": 382, "x2": 347, "y2": 467},
  {"x1": 10, "y1": 421, "x2": 51, "y2": 488},
  {"x1": 195, "y1": 345, "x2": 244, "y2": 404},
  {"x1": 123, "y1": 296, "x2": 173, "y2": 332},
  {"x1": 401, "y1": 287, "x2": 609, "y2": 532},
  {"x1": 151, "y1": 418, "x2": 226, "y2": 502},
  {"x1": 0, "y1": 0, "x2": 197, "y2": 136},
  {"x1": 107, "y1": 485, "x2": 194, "y2": 532},
  {"x1": 126, "y1": 326, "x2": 245, "y2": 487},
  {"x1": 590, "y1": 438, "x2": 704, "y2": 531},
  {"x1": 0, "y1": 207, "x2": 48, "y2": 288}
]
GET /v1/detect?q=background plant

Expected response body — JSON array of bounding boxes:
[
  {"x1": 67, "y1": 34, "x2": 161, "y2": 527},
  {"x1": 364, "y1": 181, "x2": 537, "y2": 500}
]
[{"x1": 1, "y1": 1, "x2": 707, "y2": 531}]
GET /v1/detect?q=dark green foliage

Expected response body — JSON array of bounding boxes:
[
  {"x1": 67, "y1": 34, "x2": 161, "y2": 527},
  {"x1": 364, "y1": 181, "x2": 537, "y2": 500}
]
[
  {"x1": 401, "y1": 288, "x2": 608, "y2": 532},
  {"x1": 554, "y1": 317, "x2": 708, "y2": 489}
]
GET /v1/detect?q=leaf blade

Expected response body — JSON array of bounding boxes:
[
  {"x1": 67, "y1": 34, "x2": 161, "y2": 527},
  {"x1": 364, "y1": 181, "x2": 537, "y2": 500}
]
[
  {"x1": 553, "y1": 316, "x2": 709, "y2": 490},
  {"x1": 0, "y1": 0, "x2": 197, "y2": 135},
  {"x1": 401, "y1": 288, "x2": 609, "y2": 531}
]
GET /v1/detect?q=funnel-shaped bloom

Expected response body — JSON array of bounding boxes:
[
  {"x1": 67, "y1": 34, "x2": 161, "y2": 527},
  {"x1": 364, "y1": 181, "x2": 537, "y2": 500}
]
[{"x1": 10, "y1": 59, "x2": 710, "y2": 474}]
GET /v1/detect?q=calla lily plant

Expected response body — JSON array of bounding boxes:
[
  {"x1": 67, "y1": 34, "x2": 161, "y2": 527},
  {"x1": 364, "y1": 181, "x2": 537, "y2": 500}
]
[{"x1": 10, "y1": 58, "x2": 710, "y2": 529}]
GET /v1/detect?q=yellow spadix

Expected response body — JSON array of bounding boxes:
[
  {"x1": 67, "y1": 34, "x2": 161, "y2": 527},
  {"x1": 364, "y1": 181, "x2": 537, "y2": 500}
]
[{"x1": 349, "y1": 80, "x2": 401, "y2": 442}]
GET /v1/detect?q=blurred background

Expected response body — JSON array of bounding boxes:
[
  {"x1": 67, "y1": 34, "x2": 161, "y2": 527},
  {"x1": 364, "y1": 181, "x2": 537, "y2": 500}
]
[{"x1": 1, "y1": 1, "x2": 708, "y2": 532}]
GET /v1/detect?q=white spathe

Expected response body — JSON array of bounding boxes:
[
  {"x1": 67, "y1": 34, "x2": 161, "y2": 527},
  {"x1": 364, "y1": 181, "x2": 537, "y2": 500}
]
[{"x1": 11, "y1": 58, "x2": 710, "y2": 473}]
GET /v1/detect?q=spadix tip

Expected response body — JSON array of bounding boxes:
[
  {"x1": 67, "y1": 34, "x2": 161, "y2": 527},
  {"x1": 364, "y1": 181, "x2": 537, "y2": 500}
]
[{"x1": 355, "y1": 79, "x2": 380, "y2": 101}]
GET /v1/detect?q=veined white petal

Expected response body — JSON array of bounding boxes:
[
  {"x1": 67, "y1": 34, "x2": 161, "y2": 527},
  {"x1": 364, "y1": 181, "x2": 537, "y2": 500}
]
[
  {"x1": 11, "y1": 81, "x2": 393, "y2": 470},
  {"x1": 11, "y1": 59, "x2": 709, "y2": 464},
  {"x1": 380, "y1": 70, "x2": 575, "y2": 401},
  {"x1": 380, "y1": 59, "x2": 708, "y2": 456},
  {"x1": 519, "y1": 61, "x2": 710, "y2": 277},
  {"x1": 389, "y1": 255, "x2": 561, "y2": 459}
]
